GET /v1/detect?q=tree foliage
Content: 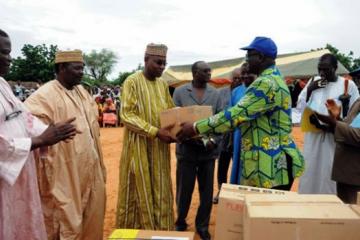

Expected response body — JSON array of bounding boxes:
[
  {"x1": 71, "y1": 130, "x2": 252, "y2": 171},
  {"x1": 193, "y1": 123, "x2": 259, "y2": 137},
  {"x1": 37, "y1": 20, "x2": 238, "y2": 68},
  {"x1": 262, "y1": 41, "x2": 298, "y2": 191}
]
[
  {"x1": 112, "y1": 63, "x2": 144, "y2": 86},
  {"x1": 325, "y1": 44, "x2": 360, "y2": 72},
  {"x1": 83, "y1": 49, "x2": 117, "y2": 83},
  {"x1": 5, "y1": 44, "x2": 58, "y2": 82}
]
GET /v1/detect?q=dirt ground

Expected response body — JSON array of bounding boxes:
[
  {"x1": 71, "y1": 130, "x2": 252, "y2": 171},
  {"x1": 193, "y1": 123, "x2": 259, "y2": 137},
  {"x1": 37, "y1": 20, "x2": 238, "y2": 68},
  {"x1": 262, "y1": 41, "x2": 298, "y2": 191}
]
[{"x1": 101, "y1": 127, "x2": 304, "y2": 239}]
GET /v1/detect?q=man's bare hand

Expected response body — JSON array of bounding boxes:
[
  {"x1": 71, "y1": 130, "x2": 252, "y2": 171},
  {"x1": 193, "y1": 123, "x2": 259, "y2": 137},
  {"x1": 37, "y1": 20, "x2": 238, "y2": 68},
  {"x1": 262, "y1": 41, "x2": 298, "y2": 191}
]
[
  {"x1": 31, "y1": 117, "x2": 78, "y2": 150},
  {"x1": 309, "y1": 78, "x2": 327, "y2": 91},
  {"x1": 314, "y1": 112, "x2": 336, "y2": 128},
  {"x1": 176, "y1": 122, "x2": 197, "y2": 142},
  {"x1": 156, "y1": 124, "x2": 176, "y2": 143},
  {"x1": 325, "y1": 99, "x2": 341, "y2": 120},
  {"x1": 306, "y1": 78, "x2": 327, "y2": 101},
  {"x1": 205, "y1": 140, "x2": 216, "y2": 151}
]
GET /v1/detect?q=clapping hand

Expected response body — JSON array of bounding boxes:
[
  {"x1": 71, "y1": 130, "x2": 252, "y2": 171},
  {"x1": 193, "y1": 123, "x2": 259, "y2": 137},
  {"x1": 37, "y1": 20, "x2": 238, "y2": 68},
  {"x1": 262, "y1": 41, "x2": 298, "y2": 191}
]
[
  {"x1": 31, "y1": 117, "x2": 79, "y2": 150},
  {"x1": 313, "y1": 112, "x2": 336, "y2": 127},
  {"x1": 325, "y1": 99, "x2": 341, "y2": 120}
]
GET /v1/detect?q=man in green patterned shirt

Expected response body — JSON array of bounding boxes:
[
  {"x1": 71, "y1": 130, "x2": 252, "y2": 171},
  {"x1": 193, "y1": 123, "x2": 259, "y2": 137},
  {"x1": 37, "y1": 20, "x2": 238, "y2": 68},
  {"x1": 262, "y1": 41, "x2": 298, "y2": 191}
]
[{"x1": 177, "y1": 37, "x2": 304, "y2": 190}]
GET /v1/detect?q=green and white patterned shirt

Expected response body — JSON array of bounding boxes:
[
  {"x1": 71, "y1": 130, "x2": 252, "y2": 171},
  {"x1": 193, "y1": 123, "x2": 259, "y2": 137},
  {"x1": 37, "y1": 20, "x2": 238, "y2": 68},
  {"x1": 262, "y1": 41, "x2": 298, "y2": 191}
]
[{"x1": 195, "y1": 66, "x2": 305, "y2": 188}]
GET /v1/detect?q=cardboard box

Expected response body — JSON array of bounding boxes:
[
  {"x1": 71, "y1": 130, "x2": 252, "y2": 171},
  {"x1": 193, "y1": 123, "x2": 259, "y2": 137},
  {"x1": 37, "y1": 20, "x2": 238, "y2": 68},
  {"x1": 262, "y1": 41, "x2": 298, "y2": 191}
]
[
  {"x1": 160, "y1": 106, "x2": 212, "y2": 138},
  {"x1": 214, "y1": 184, "x2": 295, "y2": 240},
  {"x1": 215, "y1": 190, "x2": 246, "y2": 240},
  {"x1": 221, "y1": 183, "x2": 298, "y2": 195},
  {"x1": 351, "y1": 204, "x2": 360, "y2": 215},
  {"x1": 108, "y1": 229, "x2": 195, "y2": 239},
  {"x1": 244, "y1": 194, "x2": 360, "y2": 240}
]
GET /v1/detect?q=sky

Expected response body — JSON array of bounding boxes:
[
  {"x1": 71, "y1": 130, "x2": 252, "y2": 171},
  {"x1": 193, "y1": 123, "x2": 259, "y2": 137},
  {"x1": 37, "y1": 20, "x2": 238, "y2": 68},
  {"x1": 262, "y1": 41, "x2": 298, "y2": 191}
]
[{"x1": 1, "y1": 0, "x2": 359, "y2": 79}]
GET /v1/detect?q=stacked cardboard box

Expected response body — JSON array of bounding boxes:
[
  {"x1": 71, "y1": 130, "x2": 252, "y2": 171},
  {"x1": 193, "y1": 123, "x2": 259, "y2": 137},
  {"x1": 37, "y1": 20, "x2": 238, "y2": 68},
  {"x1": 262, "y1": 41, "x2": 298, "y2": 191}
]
[
  {"x1": 351, "y1": 204, "x2": 360, "y2": 214},
  {"x1": 215, "y1": 184, "x2": 360, "y2": 240},
  {"x1": 214, "y1": 184, "x2": 296, "y2": 240},
  {"x1": 244, "y1": 194, "x2": 360, "y2": 240},
  {"x1": 220, "y1": 183, "x2": 298, "y2": 195}
]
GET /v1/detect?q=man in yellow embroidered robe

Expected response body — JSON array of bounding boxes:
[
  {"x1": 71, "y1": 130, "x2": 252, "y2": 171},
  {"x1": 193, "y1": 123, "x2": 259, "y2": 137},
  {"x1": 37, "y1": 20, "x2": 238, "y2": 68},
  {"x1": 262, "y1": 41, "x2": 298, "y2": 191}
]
[
  {"x1": 116, "y1": 43, "x2": 175, "y2": 230},
  {"x1": 25, "y1": 50, "x2": 106, "y2": 240}
]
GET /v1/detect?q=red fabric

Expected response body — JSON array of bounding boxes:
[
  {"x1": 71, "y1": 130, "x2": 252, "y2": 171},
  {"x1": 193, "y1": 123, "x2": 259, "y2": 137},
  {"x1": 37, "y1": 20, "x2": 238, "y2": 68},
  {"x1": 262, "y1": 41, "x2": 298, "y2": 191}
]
[
  {"x1": 103, "y1": 113, "x2": 117, "y2": 125},
  {"x1": 210, "y1": 78, "x2": 232, "y2": 84}
]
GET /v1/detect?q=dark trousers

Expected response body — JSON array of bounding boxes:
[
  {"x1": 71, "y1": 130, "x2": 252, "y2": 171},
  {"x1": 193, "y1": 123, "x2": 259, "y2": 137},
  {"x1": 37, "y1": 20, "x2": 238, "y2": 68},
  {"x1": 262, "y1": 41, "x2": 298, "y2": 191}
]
[
  {"x1": 175, "y1": 157, "x2": 215, "y2": 232},
  {"x1": 272, "y1": 154, "x2": 294, "y2": 191},
  {"x1": 217, "y1": 150, "x2": 232, "y2": 189},
  {"x1": 337, "y1": 182, "x2": 360, "y2": 204}
]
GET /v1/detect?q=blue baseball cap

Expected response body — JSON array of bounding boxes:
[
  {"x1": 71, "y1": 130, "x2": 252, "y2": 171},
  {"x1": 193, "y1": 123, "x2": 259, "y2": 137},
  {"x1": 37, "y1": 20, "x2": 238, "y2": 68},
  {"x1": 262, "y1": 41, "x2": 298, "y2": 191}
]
[{"x1": 240, "y1": 36, "x2": 277, "y2": 59}]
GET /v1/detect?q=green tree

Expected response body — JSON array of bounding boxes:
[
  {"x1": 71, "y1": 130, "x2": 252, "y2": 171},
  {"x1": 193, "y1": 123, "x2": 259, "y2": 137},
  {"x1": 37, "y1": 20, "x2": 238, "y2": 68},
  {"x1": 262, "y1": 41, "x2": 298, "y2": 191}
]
[
  {"x1": 5, "y1": 44, "x2": 58, "y2": 82},
  {"x1": 83, "y1": 49, "x2": 117, "y2": 83},
  {"x1": 325, "y1": 44, "x2": 360, "y2": 71},
  {"x1": 113, "y1": 63, "x2": 144, "y2": 86},
  {"x1": 352, "y1": 58, "x2": 360, "y2": 71}
]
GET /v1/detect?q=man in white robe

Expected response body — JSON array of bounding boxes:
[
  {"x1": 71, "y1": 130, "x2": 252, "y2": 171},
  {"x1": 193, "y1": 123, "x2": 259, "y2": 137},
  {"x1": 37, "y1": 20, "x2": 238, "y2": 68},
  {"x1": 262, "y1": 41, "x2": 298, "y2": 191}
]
[{"x1": 297, "y1": 53, "x2": 359, "y2": 194}]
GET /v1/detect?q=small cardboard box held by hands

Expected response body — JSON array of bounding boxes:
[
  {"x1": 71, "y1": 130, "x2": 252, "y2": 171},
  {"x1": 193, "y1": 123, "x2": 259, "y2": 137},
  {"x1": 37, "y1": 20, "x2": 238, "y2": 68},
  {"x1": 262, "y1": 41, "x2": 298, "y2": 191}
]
[{"x1": 160, "y1": 105, "x2": 213, "y2": 139}]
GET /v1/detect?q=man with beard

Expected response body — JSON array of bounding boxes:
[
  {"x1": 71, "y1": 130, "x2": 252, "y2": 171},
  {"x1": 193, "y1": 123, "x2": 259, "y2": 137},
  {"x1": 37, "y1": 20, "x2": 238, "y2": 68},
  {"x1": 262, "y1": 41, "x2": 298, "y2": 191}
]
[
  {"x1": 25, "y1": 50, "x2": 106, "y2": 240},
  {"x1": 0, "y1": 29, "x2": 79, "y2": 240},
  {"x1": 116, "y1": 43, "x2": 176, "y2": 230},
  {"x1": 177, "y1": 37, "x2": 304, "y2": 191},
  {"x1": 173, "y1": 61, "x2": 222, "y2": 240}
]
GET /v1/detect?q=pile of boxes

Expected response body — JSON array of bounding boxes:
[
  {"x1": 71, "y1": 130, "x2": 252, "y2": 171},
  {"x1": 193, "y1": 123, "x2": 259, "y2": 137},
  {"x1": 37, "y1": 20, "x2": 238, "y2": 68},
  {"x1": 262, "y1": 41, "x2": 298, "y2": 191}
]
[
  {"x1": 108, "y1": 186, "x2": 360, "y2": 240},
  {"x1": 215, "y1": 183, "x2": 360, "y2": 240},
  {"x1": 109, "y1": 105, "x2": 360, "y2": 239}
]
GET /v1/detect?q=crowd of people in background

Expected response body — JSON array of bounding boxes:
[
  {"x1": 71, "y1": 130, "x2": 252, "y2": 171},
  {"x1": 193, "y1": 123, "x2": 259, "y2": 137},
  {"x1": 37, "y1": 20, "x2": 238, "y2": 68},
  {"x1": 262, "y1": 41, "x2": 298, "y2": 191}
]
[
  {"x1": 92, "y1": 86, "x2": 122, "y2": 127},
  {"x1": 13, "y1": 74, "x2": 349, "y2": 130},
  {"x1": 11, "y1": 80, "x2": 124, "y2": 127},
  {"x1": 11, "y1": 80, "x2": 41, "y2": 101}
]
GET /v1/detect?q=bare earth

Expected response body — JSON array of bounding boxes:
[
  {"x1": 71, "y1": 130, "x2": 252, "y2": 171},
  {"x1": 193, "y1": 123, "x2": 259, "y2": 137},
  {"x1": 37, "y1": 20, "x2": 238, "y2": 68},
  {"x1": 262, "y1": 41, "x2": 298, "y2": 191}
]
[{"x1": 101, "y1": 127, "x2": 304, "y2": 239}]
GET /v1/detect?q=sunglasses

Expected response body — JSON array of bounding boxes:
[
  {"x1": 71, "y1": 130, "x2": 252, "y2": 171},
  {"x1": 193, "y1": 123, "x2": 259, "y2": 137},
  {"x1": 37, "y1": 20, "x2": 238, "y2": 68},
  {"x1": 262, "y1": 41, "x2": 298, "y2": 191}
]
[
  {"x1": 245, "y1": 52, "x2": 263, "y2": 61},
  {"x1": 5, "y1": 110, "x2": 22, "y2": 121},
  {"x1": 154, "y1": 60, "x2": 167, "y2": 66}
]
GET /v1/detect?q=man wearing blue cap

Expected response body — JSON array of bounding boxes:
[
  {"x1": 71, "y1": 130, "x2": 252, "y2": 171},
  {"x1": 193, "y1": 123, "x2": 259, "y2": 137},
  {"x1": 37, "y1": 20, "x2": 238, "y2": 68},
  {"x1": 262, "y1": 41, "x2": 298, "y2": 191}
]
[{"x1": 177, "y1": 37, "x2": 304, "y2": 190}]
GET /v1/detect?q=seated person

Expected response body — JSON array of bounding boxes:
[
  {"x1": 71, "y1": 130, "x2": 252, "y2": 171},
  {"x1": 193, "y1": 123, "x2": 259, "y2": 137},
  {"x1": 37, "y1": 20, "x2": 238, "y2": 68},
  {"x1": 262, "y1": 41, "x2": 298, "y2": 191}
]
[
  {"x1": 103, "y1": 98, "x2": 117, "y2": 126},
  {"x1": 103, "y1": 98, "x2": 116, "y2": 113}
]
